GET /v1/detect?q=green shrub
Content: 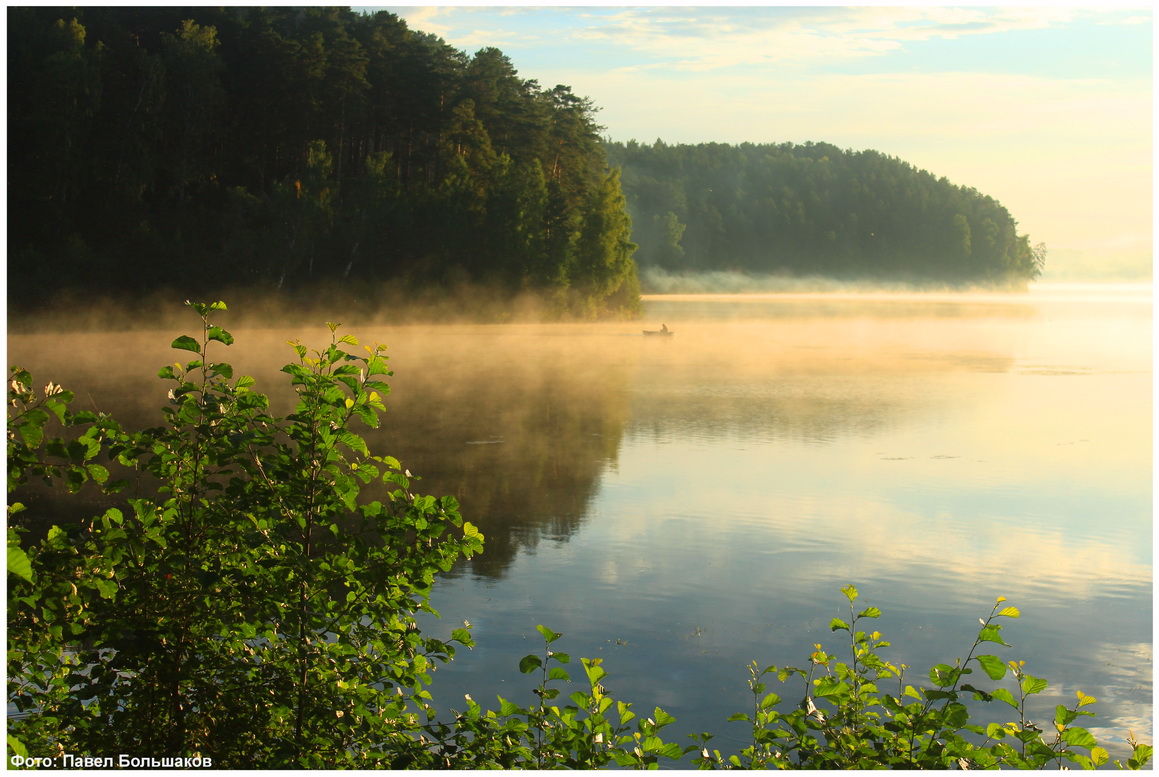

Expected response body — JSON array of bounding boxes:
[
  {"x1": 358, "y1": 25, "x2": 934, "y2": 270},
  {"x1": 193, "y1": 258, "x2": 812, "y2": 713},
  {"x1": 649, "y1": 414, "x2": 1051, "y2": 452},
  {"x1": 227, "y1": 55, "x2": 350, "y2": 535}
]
[
  {"x1": 690, "y1": 585, "x2": 1153, "y2": 770},
  {"x1": 8, "y1": 301, "x2": 482, "y2": 766},
  {"x1": 404, "y1": 589, "x2": 1151, "y2": 770}
]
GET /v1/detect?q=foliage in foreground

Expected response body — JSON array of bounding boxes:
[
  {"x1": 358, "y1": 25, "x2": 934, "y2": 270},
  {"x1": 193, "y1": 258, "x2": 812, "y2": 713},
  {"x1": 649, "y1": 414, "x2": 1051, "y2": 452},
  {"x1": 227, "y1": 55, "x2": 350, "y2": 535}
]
[
  {"x1": 7, "y1": 303, "x2": 1151, "y2": 769},
  {"x1": 8, "y1": 301, "x2": 482, "y2": 766}
]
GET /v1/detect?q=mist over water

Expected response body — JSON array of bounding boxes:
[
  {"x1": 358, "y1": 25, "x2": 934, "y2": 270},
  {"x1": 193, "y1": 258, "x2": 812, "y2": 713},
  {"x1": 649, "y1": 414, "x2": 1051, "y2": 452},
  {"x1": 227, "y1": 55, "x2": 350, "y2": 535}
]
[
  {"x1": 7, "y1": 282, "x2": 1151, "y2": 760},
  {"x1": 638, "y1": 264, "x2": 1040, "y2": 295}
]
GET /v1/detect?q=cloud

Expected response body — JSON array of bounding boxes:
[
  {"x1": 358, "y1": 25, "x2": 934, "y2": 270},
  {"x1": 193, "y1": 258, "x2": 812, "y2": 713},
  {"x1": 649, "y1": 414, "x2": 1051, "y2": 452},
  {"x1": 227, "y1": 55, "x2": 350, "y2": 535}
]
[
  {"x1": 385, "y1": 6, "x2": 1097, "y2": 73},
  {"x1": 395, "y1": 6, "x2": 455, "y2": 39},
  {"x1": 561, "y1": 6, "x2": 1088, "y2": 73}
]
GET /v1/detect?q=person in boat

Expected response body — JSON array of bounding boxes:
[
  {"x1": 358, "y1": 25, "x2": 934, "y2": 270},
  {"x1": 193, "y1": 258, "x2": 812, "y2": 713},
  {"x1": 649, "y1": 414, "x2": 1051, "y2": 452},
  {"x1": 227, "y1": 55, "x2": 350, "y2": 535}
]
[{"x1": 661, "y1": 323, "x2": 669, "y2": 333}]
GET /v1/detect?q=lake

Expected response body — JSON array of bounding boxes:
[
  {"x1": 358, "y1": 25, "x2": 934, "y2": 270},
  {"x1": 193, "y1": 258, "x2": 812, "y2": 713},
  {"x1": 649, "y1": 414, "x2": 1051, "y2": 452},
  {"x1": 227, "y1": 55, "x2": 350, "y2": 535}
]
[{"x1": 7, "y1": 282, "x2": 1151, "y2": 761}]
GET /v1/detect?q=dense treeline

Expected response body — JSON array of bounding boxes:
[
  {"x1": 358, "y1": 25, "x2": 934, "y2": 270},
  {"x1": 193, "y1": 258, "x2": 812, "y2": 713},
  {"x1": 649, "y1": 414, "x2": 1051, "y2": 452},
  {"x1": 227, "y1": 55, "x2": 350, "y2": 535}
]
[
  {"x1": 9, "y1": 6, "x2": 1045, "y2": 316},
  {"x1": 8, "y1": 7, "x2": 640, "y2": 317},
  {"x1": 606, "y1": 140, "x2": 1044, "y2": 286}
]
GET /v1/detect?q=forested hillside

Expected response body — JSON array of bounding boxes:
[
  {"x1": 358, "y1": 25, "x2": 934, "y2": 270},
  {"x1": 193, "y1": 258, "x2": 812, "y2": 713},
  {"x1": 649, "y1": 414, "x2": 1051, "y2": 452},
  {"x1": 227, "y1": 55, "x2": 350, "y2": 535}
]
[
  {"x1": 8, "y1": 7, "x2": 640, "y2": 317},
  {"x1": 606, "y1": 140, "x2": 1044, "y2": 286},
  {"x1": 9, "y1": 6, "x2": 1045, "y2": 318}
]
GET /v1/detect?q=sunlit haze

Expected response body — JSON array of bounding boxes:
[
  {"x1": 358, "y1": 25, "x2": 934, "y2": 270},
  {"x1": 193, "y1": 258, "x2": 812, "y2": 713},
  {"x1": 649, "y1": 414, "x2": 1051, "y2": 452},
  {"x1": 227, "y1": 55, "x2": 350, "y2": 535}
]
[{"x1": 370, "y1": 4, "x2": 1153, "y2": 281}]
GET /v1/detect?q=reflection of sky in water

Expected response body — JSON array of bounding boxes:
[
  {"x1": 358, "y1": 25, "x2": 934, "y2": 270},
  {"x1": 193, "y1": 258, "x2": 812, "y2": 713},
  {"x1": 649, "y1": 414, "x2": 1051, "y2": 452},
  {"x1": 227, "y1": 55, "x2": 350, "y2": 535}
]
[{"x1": 420, "y1": 285, "x2": 1151, "y2": 761}]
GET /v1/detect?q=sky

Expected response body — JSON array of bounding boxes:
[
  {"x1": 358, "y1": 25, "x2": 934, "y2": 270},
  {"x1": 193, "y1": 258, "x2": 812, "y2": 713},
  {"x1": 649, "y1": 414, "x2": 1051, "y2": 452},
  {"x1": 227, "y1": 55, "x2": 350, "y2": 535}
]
[{"x1": 370, "y1": 4, "x2": 1153, "y2": 280}]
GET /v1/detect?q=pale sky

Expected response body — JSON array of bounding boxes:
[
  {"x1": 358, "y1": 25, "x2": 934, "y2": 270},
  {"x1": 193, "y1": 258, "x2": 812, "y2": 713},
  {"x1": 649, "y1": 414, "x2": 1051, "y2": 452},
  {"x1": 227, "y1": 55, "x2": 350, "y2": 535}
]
[{"x1": 374, "y1": 5, "x2": 1153, "y2": 280}]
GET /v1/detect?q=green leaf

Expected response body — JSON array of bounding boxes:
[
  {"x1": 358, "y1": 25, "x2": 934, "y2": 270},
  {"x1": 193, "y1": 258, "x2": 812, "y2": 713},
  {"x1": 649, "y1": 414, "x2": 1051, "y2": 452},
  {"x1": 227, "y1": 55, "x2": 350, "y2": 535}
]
[
  {"x1": 991, "y1": 688, "x2": 1018, "y2": 708},
  {"x1": 997, "y1": 606, "x2": 1021, "y2": 618},
  {"x1": 814, "y1": 676, "x2": 850, "y2": 701},
  {"x1": 1128, "y1": 744, "x2": 1154, "y2": 769},
  {"x1": 94, "y1": 578, "x2": 118, "y2": 599},
  {"x1": 7, "y1": 545, "x2": 33, "y2": 583},
  {"x1": 1056, "y1": 704, "x2": 1079, "y2": 727},
  {"x1": 1061, "y1": 727, "x2": 1097, "y2": 750},
  {"x1": 207, "y1": 326, "x2": 234, "y2": 346},
  {"x1": 857, "y1": 606, "x2": 882, "y2": 618},
  {"x1": 974, "y1": 654, "x2": 1007, "y2": 680},
  {"x1": 171, "y1": 335, "x2": 201, "y2": 354},
  {"x1": 944, "y1": 702, "x2": 969, "y2": 728},
  {"x1": 338, "y1": 430, "x2": 369, "y2": 456},
  {"x1": 841, "y1": 584, "x2": 858, "y2": 603},
  {"x1": 518, "y1": 654, "x2": 542, "y2": 674},
  {"x1": 929, "y1": 664, "x2": 958, "y2": 688},
  {"x1": 1075, "y1": 690, "x2": 1097, "y2": 707},
  {"x1": 830, "y1": 617, "x2": 850, "y2": 632},
  {"x1": 8, "y1": 733, "x2": 28, "y2": 758},
  {"x1": 353, "y1": 404, "x2": 379, "y2": 429},
  {"x1": 209, "y1": 362, "x2": 234, "y2": 379},
  {"x1": 497, "y1": 696, "x2": 522, "y2": 717},
  {"x1": 582, "y1": 658, "x2": 607, "y2": 685},
  {"x1": 978, "y1": 624, "x2": 1009, "y2": 646},
  {"x1": 536, "y1": 624, "x2": 562, "y2": 644},
  {"x1": 17, "y1": 415, "x2": 45, "y2": 449},
  {"x1": 548, "y1": 667, "x2": 570, "y2": 682},
  {"x1": 1020, "y1": 674, "x2": 1048, "y2": 696}
]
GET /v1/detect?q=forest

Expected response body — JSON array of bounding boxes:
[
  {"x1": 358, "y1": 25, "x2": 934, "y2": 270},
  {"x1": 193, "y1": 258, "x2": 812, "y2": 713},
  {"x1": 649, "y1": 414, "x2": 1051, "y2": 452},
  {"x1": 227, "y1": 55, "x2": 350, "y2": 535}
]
[
  {"x1": 8, "y1": 6, "x2": 1043, "y2": 320},
  {"x1": 7, "y1": 6, "x2": 640, "y2": 318},
  {"x1": 606, "y1": 140, "x2": 1044, "y2": 286}
]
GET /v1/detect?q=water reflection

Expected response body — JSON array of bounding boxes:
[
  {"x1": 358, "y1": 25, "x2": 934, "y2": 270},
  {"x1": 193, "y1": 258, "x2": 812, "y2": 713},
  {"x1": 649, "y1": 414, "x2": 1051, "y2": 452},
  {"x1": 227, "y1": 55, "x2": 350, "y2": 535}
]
[{"x1": 365, "y1": 327, "x2": 635, "y2": 577}]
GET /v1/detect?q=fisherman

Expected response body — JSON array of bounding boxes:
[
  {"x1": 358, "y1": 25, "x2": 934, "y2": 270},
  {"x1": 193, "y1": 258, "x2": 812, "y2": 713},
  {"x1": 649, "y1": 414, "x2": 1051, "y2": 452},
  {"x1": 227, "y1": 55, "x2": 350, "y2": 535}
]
[{"x1": 661, "y1": 323, "x2": 669, "y2": 333}]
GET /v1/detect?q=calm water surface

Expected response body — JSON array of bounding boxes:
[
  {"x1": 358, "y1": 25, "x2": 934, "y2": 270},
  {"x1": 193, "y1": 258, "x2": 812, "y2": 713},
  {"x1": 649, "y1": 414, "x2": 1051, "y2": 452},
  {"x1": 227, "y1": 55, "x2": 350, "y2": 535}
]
[{"x1": 8, "y1": 283, "x2": 1151, "y2": 760}]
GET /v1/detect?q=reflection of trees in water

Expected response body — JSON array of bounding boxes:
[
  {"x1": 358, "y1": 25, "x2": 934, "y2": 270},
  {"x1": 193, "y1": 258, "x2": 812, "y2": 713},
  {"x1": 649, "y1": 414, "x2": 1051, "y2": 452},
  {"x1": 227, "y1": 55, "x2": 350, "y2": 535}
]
[
  {"x1": 367, "y1": 335, "x2": 633, "y2": 578},
  {"x1": 8, "y1": 326, "x2": 635, "y2": 580}
]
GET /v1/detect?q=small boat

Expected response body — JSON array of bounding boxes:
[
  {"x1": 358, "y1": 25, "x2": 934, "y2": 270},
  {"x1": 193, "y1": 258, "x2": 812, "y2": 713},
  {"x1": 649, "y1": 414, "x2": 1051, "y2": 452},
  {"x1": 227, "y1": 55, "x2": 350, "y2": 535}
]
[{"x1": 643, "y1": 329, "x2": 675, "y2": 336}]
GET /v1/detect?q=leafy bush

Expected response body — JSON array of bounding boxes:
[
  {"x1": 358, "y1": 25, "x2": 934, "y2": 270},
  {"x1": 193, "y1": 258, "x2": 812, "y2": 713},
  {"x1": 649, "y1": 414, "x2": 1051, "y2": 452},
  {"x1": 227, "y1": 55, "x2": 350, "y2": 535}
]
[
  {"x1": 692, "y1": 585, "x2": 1153, "y2": 770},
  {"x1": 404, "y1": 590, "x2": 1151, "y2": 770},
  {"x1": 8, "y1": 302, "x2": 482, "y2": 766},
  {"x1": 7, "y1": 303, "x2": 1150, "y2": 769}
]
